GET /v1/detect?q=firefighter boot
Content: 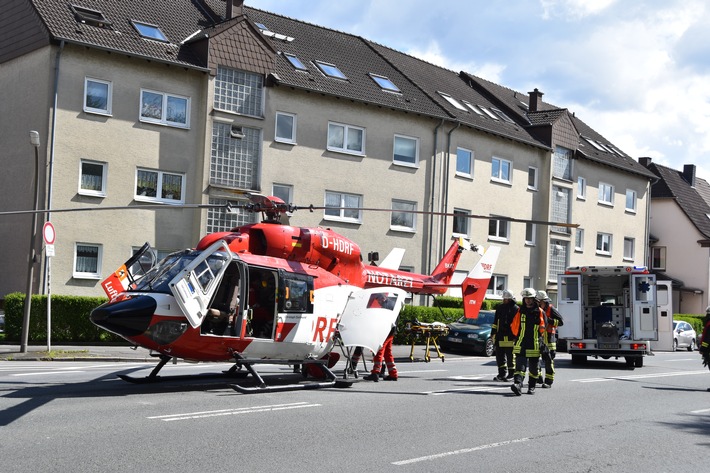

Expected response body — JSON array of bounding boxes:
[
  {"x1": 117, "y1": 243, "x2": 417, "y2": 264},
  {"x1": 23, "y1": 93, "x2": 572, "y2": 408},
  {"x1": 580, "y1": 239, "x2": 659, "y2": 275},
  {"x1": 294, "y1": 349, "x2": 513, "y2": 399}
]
[
  {"x1": 511, "y1": 376, "x2": 523, "y2": 396},
  {"x1": 527, "y1": 379, "x2": 536, "y2": 395}
]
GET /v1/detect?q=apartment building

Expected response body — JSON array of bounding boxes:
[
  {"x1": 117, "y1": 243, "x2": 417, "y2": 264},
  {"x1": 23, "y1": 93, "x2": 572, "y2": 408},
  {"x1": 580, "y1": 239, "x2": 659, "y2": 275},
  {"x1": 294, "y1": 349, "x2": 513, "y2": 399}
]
[{"x1": 0, "y1": 0, "x2": 655, "y2": 303}]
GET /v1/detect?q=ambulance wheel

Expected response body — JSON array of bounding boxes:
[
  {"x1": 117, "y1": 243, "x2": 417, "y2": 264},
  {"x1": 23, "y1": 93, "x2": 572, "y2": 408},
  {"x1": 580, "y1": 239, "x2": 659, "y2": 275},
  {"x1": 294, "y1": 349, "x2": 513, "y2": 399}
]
[{"x1": 634, "y1": 357, "x2": 643, "y2": 368}]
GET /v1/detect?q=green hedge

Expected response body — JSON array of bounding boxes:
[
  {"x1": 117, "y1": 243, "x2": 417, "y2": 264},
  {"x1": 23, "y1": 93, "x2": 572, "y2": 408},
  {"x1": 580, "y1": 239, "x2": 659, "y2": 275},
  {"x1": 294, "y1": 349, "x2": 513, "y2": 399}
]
[
  {"x1": 673, "y1": 314, "x2": 707, "y2": 336},
  {"x1": 2, "y1": 292, "x2": 121, "y2": 343},
  {"x1": 1, "y1": 292, "x2": 502, "y2": 345}
]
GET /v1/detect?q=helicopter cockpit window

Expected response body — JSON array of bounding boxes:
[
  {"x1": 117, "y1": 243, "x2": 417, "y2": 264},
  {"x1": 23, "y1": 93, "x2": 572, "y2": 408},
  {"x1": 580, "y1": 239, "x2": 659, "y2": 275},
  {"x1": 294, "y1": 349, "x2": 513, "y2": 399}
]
[
  {"x1": 133, "y1": 250, "x2": 229, "y2": 294},
  {"x1": 367, "y1": 292, "x2": 397, "y2": 310}
]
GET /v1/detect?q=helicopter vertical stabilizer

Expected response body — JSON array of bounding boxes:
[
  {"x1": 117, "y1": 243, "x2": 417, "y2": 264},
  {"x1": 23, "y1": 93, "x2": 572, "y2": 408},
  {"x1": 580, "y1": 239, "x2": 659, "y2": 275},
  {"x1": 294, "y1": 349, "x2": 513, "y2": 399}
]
[{"x1": 462, "y1": 245, "x2": 501, "y2": 318}]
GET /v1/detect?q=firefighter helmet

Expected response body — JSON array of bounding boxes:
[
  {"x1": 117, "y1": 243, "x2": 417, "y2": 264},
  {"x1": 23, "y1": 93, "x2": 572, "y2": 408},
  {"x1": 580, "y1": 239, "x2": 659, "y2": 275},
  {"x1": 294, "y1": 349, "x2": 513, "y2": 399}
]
[
  {"x1": 521, "y1": 287, "x2": 536, "y2": 298},
  {"x1": 535, "y1": 290, "x2": 549, "y2": 302},
  {"x1": 502, "y1": 290, "x2": 515, "y2": 300}
]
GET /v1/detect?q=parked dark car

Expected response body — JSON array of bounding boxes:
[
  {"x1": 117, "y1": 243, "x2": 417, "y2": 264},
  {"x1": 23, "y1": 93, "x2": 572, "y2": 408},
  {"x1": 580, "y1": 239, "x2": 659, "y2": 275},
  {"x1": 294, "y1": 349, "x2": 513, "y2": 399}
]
[{"x1": 440, "y1": 310, "x2": 496, "y2": 356}]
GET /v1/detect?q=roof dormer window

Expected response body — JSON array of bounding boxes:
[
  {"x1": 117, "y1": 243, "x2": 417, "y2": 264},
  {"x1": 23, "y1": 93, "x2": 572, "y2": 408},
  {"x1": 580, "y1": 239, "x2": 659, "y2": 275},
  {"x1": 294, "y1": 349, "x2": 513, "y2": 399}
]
[{"x1": 284, "y1": 53, "x2": 307, "y2": 71}]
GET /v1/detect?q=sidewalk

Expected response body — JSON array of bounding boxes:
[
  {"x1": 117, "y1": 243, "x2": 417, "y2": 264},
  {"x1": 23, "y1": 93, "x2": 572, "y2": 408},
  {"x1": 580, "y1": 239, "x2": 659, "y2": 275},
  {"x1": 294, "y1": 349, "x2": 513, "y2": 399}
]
[{"x1": 0, "y1": 342, "x2": 456, "y2": 363}]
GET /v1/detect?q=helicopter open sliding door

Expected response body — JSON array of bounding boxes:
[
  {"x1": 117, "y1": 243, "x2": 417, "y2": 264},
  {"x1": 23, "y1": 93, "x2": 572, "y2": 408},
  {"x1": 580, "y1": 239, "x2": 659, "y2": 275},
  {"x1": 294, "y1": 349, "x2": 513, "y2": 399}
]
[
  {"x1": 338, "y1": 288, "x2": 407, "y2": 353},
  {"x1": 169, "y1": 240, "x2": 233, "y2": 328}
]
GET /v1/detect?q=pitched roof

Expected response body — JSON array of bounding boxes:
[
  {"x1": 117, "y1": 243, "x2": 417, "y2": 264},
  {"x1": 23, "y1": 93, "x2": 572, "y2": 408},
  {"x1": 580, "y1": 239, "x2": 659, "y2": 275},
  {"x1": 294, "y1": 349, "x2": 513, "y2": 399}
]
[
  {"x1": 645, "y1": 161, "x2": 710, "y2": 240},
  {"x1": 461, "y1": 72, "x2": 657, "y2": 180}
]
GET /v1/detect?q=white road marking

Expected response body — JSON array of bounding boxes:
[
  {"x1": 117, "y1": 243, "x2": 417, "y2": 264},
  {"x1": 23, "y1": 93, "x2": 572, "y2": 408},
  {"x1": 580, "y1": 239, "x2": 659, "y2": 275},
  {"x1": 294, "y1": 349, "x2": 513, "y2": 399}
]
[
  {"x1": 422, "y1": 386, "x2": 511, "y2": 395},
  {"x1": 147, "y1": 402, "x2": 321, "y2": 421},
  {"x1": 690, "y1": 408, "x2": 710, "y2": 414},
  {"x1": 571, "y1": 370, "x2": 708, "y2": 383},
  {"x1": 12, "y1": 370, "x2": 86, "y2": 376},
  {"x1": 392, "y1": 437, "x2": 530, "y2": 465},
  {"x1": 397, "y1": 369, "x2": 448, "y2": 374}
]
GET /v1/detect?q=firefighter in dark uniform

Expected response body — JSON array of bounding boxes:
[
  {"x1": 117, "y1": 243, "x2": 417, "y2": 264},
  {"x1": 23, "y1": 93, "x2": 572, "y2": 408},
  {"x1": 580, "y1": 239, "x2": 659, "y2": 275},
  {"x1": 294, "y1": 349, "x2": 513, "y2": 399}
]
[
  {"x1": 491, "y1": 289, "x2": 519, "y2": 381},
  {"x1": 510, "y1": 288, "x2": 546, "y2": 395},
  {"x1": 699, "y1": 306, "x2": 710, "y2": 391},
  {"x1": 536, "y1": 290, "x2": 564, "y2": 388}
]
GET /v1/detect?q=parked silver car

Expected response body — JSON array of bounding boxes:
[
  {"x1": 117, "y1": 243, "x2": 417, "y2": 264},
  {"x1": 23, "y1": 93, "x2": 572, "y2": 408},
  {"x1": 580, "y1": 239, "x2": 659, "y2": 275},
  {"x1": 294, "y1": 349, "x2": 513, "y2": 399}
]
[{"x1": 673, "y1": 320, "x2": 696, "y2": 351}]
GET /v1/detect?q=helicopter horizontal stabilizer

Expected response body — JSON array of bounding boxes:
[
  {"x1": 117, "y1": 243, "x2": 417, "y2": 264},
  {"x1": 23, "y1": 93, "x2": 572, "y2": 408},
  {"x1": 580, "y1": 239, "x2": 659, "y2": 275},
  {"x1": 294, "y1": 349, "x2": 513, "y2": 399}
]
[{"x1": 378, "y1": 247, "x2": 406, "y2": 270}]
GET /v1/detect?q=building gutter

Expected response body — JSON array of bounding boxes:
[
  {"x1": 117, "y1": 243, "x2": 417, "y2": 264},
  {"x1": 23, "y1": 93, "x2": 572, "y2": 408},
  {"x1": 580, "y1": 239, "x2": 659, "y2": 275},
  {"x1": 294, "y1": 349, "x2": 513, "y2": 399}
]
[{"x1": 427, "y1": 119, "x2": 445, "y2": 274}]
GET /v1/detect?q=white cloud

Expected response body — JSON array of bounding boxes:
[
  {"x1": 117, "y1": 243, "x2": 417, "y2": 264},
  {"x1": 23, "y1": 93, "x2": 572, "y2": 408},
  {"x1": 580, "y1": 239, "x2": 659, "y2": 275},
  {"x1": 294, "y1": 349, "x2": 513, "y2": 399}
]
[{"x1": 539, "y1": 0, "x2": 617, "y2": 20}]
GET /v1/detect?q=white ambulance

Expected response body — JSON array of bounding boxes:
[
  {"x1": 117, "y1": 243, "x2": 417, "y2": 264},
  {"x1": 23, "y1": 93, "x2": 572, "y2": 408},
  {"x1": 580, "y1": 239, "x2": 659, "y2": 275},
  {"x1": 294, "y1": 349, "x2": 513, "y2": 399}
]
[{"x1": 557, "y1": 265, "x2": 672, "y2": 368}]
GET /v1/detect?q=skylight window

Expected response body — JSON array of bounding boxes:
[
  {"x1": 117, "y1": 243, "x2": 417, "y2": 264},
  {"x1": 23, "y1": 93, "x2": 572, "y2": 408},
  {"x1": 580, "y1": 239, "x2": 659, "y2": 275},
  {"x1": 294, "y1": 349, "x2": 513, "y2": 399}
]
[
  {"x1": 438, "y1": 92, "x2": 467, "y2": 111},
  {"x1": 369, "y1": 74, "x2": 400, "y2": 93},
  {"x1": 480, "y1": 106, "x2": 500, "y2": 120},
  {"x1": 490, "y1": 107, "x2": 516, "y2": 123},
  {"x1": 463, "y1": 101, "x2": 485, "y2": 116},
  {"x1": 315, "y1": 61, "x2": 347, "y2": 79},
  {"x1": 255, "y1": 22, "x2": 269, "y2": 31},
  {"x1": 131, "y1": 20, "x2": 168, "y2": 42},
  {"x1": 71, "y1": 5, "x2": 112, "y2": 28},
  {"x1": 583, "y1": 136, "x2": 606, "y2": 152},
  {"x1": 284, "y1": 53, "x2": 307, "y2": 71}
]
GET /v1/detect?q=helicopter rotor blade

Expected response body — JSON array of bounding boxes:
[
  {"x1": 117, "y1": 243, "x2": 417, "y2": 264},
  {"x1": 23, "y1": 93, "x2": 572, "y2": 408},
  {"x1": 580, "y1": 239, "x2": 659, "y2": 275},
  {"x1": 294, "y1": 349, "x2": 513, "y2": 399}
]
[{"x1": 296, "y1": 206, "x2": 579, "y2": 228}]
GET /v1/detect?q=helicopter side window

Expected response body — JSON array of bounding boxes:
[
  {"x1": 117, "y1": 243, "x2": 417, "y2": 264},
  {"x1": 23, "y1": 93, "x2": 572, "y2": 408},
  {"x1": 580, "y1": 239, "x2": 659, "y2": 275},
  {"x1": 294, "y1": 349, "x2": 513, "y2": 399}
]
[
  {"x1": 367, "y1": 292, "x2": 397, "y2": 310},
  {"x1": 279, "y1": 275, "x2": 313, "y2": 313}
]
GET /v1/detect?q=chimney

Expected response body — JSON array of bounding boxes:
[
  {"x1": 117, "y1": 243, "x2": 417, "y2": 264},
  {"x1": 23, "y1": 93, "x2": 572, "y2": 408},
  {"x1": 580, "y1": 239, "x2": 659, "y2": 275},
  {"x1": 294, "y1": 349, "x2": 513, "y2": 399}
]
[
  {"x1": 528, "y1": 88, "x2": 543, "y2": 112},
  {"x1": 226, "y1": 0, "x2": 244, "y2": 19},
  {"x1": 683, "y1": 164, "x2": 696, "y2": 187},
  {"x1": 638, "y1": 157, "x2": 652, "y2": 167}
]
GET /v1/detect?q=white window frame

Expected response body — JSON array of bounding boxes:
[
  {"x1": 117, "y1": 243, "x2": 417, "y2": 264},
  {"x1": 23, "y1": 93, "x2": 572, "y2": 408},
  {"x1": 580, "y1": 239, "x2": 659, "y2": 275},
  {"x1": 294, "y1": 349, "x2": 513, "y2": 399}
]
[
  {"x1": 575, "y1": 228, "x2": 584, "y2": 252},
  {"x1": 596, "y1": 232, "x2": 612, "y2": 256},
  {"x1": 272, "y1": 183, "x2": 293, "y2": 206},
  {"x1": 625, "y1": 189, "x2": 637, "y2": 213},
  {"x1": 456, "y1": 147, "x2": 473, "y2": 177},
  {"x1": 651, "y1": 246, "x2": 666, "y2": 270},
  {"x1": 324, "y1": 191, "x2": 363, "y2": 223},
  {"x1": 525, "y1": 223, "x2": 536, "y2": 246},
  {"x1": 577, "y1": 176, "x2": 586, "y2": 200},
  {"x1": 491, "y1": 157, "x2": 512, "y2": 185},
  {"x1": 135, "y1": 168, "x2": 186, "y2": 204},
  {"x1": 452, "y1": 208, "x2": 470, "y2": 237},
  {"x1": 275, "y1": 112, "x2": 297, "y2": 144},
  {"x1": 78, "y1": 159, "x2": 108, "y2": 197},
  {"x1": 487, "y1": 274, "x2": 508, "y2": 297},
  {"x1": 528, "y1": 166, "x2": 538, "y2": 191},
  {"x1": 623, "y1": 237, "x2": 635, "y2": 261},
  {"x1": 598, "y1": 182, "x2": 614, "y2": 206},
  {"x1": 73, "y1": 242, "x2": 102, "y2": 279},
  {"x1": 327, "y1": 122, "x2": 365, "y2": 155},
  {"x1": 393, "y1": 134, "x2": 419, "y2": 167},
  {"x1": 139, "y1": 88, "x2": 190, "y2": 128},
  {"x1": 83, "y1": 77, "x2": 112, "y2": 115},
  {"x1": 390, "y1": 199, "x2": 417, "y2": 232},
  {"x1": 488, "y1": 217, "x2": 510, "y2": 243}
]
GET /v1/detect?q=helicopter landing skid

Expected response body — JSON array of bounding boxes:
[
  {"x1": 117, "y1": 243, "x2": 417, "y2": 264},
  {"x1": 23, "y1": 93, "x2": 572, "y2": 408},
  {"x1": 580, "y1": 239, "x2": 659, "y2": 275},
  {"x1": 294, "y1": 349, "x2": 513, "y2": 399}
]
[
  {"x1": 117, "y1": 354, "x2": 249, "y2": 384},
  {"x1": 229, "y1": 357, "x2": 352, "y2": 393}
]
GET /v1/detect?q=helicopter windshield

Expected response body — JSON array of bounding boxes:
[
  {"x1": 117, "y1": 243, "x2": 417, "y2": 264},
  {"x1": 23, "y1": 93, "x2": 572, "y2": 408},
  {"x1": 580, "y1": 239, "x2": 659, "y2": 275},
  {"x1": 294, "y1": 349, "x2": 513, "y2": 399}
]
[{"x1": 133, "y1": 250, "x2": 230, "y2": 294}]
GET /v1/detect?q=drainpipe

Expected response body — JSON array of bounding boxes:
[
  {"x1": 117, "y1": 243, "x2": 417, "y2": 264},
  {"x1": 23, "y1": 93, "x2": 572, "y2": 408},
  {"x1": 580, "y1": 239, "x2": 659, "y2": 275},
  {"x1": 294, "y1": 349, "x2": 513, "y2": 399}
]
[
  {"x1": 427, "y1": 119, "x2": 445, "y2": 274},
  {"x1": 439, "y1": 121, "x2": 460, "y2": 260},
  {"x1": 42, "y1": 40, "x2": 63, "y2": 295}
]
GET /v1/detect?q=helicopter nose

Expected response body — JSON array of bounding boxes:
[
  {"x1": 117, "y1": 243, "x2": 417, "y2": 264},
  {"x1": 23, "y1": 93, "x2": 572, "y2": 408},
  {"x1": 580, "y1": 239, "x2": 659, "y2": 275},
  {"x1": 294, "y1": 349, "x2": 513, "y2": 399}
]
[{"x1": 90, "y1": 295, "x2": 157, "y2": 338}]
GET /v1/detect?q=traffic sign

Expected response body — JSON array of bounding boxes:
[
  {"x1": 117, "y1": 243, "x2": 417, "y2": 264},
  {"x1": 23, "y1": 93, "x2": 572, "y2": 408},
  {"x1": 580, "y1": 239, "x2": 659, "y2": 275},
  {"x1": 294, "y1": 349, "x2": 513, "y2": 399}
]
[{"x1": 43, "y1": 221, "x2": 56, "y2": 245}]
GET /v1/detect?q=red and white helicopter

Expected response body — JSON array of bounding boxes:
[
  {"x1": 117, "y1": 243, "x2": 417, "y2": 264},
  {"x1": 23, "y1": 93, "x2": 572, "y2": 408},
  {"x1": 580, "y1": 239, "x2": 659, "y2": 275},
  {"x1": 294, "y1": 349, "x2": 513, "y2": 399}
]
[{"x1": 90, "y1": 194, "x2": 501, "y2": 392}]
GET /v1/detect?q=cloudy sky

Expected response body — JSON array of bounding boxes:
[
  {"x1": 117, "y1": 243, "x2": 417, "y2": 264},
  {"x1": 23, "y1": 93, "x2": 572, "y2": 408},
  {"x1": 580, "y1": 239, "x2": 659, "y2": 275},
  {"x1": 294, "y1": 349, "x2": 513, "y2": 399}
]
[{"x1": 249, "y1": 0, "x2": 710, "y2": 178}]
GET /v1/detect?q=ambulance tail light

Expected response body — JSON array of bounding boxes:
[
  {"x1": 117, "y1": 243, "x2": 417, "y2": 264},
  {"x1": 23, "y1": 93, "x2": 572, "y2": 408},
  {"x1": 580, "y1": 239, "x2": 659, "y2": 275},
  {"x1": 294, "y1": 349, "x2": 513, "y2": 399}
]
[
  {"x1": 630, "y1": 343, "x2": 646, "y2": 350},
  {"x1": 570, "y1": 342, "x2": 586, "y2": 349}
]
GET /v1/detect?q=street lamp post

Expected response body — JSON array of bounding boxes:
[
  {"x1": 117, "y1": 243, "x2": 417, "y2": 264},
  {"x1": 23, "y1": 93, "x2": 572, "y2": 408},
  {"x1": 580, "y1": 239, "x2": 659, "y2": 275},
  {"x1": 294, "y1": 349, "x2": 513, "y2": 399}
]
[{"x1": 21, "y1": 131, "x2": 41, "y2": 353}]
